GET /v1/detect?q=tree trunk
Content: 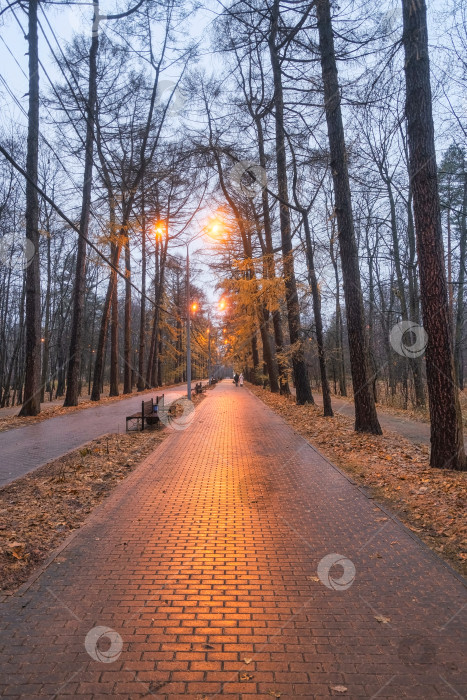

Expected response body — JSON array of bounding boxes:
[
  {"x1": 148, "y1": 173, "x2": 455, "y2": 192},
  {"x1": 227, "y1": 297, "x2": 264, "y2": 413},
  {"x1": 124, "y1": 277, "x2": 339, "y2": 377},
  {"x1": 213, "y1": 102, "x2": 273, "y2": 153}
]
[
  {"x1": 251, "y1": 333, "x2": 259, "y2": 384},
  {"x1": 302, "y1": 212, "x2": 333, "y2": 416},
  {"x1": 366, "y1": 244, "x2": 378, "y2": 403},
  {"x1": 137, "y1": 200, "x2": 147, "y2": 391},
  {"x1": 405, "y1": 189, "x2": 425, "y2": 405},
  {"x1": 150, "y1": 259, "x2": 167, "y2": 387},
  {"x1": 64, "y1": 7, "x2": 99, "y2": 406},
  {"x1": 316, "y1": 0, "x2": 381, "y2": 433},
  {"x1": 207, "y1": 107, "x2": 280, "y2": 395},
  {"x1": 123, "y1": 231, "x2": 132, "y2": 393},
  {"x1": 157, "y1": 329, "x2": 163, "y2": 386},
  {"x1": 255, "y1": 115, "x2": 284, "y2": 393},
  {"x1": 40, "y1": 227, "x2": 52, "y2": 403},
  {"x1": 91, "y1": 241, "x2": 122, "y2": 400},
  {"x1": 329, "y1": 236, "x2": 347, "y2": 396},
  {"x1": 268, "y1": 1, "x2": 313, "y2": 405},
  {"x1": 385, "y1": 174, "x2": 425, "y2": 407},
  {"x1": 402, "y1": 0, "x2": 465, "y2": 470},
  {"x1": 109, "y1": 241, "x2": 119, "y2": 396},
  {"x1": 19, "y1": 0, "x2": 41, "y2": 417},
  {"x1": 454, "y1": 167, "x2": 467, "y2": 389}
]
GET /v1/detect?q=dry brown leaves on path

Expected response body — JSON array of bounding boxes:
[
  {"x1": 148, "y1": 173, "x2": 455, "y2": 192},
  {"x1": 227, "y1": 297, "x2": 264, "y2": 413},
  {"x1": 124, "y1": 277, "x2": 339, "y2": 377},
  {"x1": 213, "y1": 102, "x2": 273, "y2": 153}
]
[
  {"x1": 0, "y1": 391, "x2": 207, "y2": 594},
  {"x1": 0, "y1": 429, "x2": 166, "y2": 594},
  {"x1": 248, "y1": 384, "x2": 467, "y2": 578}
]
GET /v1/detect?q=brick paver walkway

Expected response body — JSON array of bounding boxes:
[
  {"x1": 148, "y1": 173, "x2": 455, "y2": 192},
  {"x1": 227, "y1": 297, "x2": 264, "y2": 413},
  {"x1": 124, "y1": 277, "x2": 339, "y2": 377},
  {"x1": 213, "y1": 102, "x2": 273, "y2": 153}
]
[
  {"x1": 0, "y1": 385, "x2": 190, "y2": 487},
  {"x1": 0, "y1": 381, "x2": 465, "y2": 698}
]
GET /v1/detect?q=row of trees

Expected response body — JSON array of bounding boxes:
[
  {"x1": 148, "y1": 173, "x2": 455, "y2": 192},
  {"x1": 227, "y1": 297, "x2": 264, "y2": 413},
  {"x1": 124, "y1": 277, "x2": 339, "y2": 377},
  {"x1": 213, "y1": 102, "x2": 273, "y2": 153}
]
[
  {"x1": 0, "y1": 0, "x2": 465, "y2": 469},
  {"x1": 196, "y1": 0, "x2": 466, "y2": 470}
]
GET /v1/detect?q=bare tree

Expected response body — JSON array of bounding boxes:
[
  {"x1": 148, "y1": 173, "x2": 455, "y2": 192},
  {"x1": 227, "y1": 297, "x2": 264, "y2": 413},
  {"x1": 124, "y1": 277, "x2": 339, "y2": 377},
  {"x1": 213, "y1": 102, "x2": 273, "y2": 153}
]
[
  {"x1": 315, "y1": 0, "x2": 381, "y2": 433},
  {"x1": 402, "y1": 0, "x2": 466, "y2": 470},
  {"x1": 19, "y1": 0, "x2": 42, "y2": 416}
]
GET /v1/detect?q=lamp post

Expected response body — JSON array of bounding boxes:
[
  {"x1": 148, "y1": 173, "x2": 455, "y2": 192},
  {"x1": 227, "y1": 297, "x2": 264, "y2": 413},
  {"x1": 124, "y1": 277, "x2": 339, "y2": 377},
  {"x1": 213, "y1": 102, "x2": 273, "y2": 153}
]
[
  {"x1": 186, "y1": 244, "x2": 192, "y2": 400},
  {"x1": 162, "y1": 215, "x2": 223, "y2": 402},
  {"x1": 185, "y1": 220, "x2": 224, "y2": 400},
  {"x1": 208, "y1": 326, "x2": 211, "y2": 383}
]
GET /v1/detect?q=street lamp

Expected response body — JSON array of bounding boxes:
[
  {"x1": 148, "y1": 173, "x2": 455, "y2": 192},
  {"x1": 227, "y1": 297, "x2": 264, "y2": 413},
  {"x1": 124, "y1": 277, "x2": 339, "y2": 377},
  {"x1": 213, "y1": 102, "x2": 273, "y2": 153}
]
[
  {"x1": 151, "y1": 216, "x2": 223, "y2": 400},
  {"x1": 207, "y1": 326, "x2": 211, "y2": 383},
  {"x1": 184, "y1": 217, "x2": 223, "y2": 400}
]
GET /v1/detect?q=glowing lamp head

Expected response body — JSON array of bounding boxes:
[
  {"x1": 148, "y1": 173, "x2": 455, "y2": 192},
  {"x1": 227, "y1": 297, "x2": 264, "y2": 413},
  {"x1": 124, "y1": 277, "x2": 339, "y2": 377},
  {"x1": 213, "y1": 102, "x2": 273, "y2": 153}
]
[
  {"x1": 154, "y1": 221, "x2": 166, "y2": 239},
  {"x1": 191, "y1": 302, "x2": 198, "y2": 312},
  {"x1": 207, "y1": 216, "x2": 223, "y2": 240}
]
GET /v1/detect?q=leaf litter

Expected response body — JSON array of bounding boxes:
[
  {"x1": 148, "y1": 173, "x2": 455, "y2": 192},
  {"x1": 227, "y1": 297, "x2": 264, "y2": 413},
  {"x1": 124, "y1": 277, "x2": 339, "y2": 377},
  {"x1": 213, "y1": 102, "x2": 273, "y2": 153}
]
[
  {"x1": 249, "y1": 385, "x2": 467, "y2": 577},
  {"x1": 0, "y1": 429, "x2": 167, "y2": 593},
  {"x1": 0, "y1": 391, "x2": 207, "y2": 594}
]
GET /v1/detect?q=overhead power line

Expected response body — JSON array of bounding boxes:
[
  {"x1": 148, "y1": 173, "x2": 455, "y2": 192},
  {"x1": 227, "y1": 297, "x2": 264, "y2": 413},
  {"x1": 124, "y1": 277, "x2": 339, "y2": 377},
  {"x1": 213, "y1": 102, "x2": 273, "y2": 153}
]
[{"x1": 0, "y1": 141, "x2": 173, "y2": 316}]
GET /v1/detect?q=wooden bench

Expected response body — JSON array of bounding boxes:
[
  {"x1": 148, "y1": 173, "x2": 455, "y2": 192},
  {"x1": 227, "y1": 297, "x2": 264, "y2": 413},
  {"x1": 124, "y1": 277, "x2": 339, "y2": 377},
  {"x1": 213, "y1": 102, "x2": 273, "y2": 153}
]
[
  {"x1": 195, "y1": 382, "x2": 204, "y2": 395},
  {"x1": 126, "y1": 394, "x2": 164, "y2": 432}
]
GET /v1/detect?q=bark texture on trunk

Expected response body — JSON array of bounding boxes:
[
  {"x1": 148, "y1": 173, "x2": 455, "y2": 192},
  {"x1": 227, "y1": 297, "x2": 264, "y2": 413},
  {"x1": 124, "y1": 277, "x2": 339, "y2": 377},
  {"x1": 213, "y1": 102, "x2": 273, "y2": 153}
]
[
  {"x1": 123, "y1": 231, "x2": 132, "y2": 393},
  {"x1": 19, "y1": 0, "x2": 41, "y2": 417},
  {"x1": 255, "y1": 116, "x2": 282, "y2": 393},
  {"x1": 303, "y1": 213, "x2": 333, "y2": 416},
  {"x1": 454, "y1": 169, "x2": 467, "y2": 389},
  {"x1": 137, "y1": 203, "x2": 147, "y2": 390},
  {"x1": 64, "y1": 10, "x2": 99, "y2": 406},
  {"x1": 402, "y1": 0, "x2": 465, "y2": 469},
  {"x1": 316, "y1": 0, "x2": 381, "y2": 432},
  {"x1": 91, "y1": 241, "x2": 121, "y2": 400},
  {"x1": 109, "y1": 242, "x2": 119, "y2": 396},
  {"x1": 268, "y1": 0, "x2": 313, "y2": 404}
]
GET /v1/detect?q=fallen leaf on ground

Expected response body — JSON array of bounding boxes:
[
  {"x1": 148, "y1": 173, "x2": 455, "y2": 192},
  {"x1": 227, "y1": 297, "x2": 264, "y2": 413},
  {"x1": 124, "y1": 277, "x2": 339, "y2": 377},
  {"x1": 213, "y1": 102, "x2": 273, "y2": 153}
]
[
  {"x1": 374, "y1": 615, "x2": 390, "y2": 624},
  {"x1": 7, "y1": 541, "x2": 27, "y2": 560},
  {"x1": 248, "y1": 384, "x2": 467, "y2": 578}
]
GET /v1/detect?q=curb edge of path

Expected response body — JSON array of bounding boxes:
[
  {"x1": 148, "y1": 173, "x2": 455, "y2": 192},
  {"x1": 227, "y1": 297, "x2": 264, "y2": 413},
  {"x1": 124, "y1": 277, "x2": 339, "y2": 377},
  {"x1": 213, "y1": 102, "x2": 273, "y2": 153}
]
[
  {"x1": 0, "y1": 404, "x2": 196, "y2": 604},
  {"x1": 0, "y1": 381, "x2": 197, "y2": 436},
  {"x1": 0, "y1": 385, "x2": 193, "y2": 489},
  {"x1": 2, "y1": 385, "x2": 464, "y2": 606},
  {"x1": 245, "y1": 386, "x2": 467, "y2": 590},
  {"x1": 0, "y1": 433, "x2": 117, "y2": 492}
]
